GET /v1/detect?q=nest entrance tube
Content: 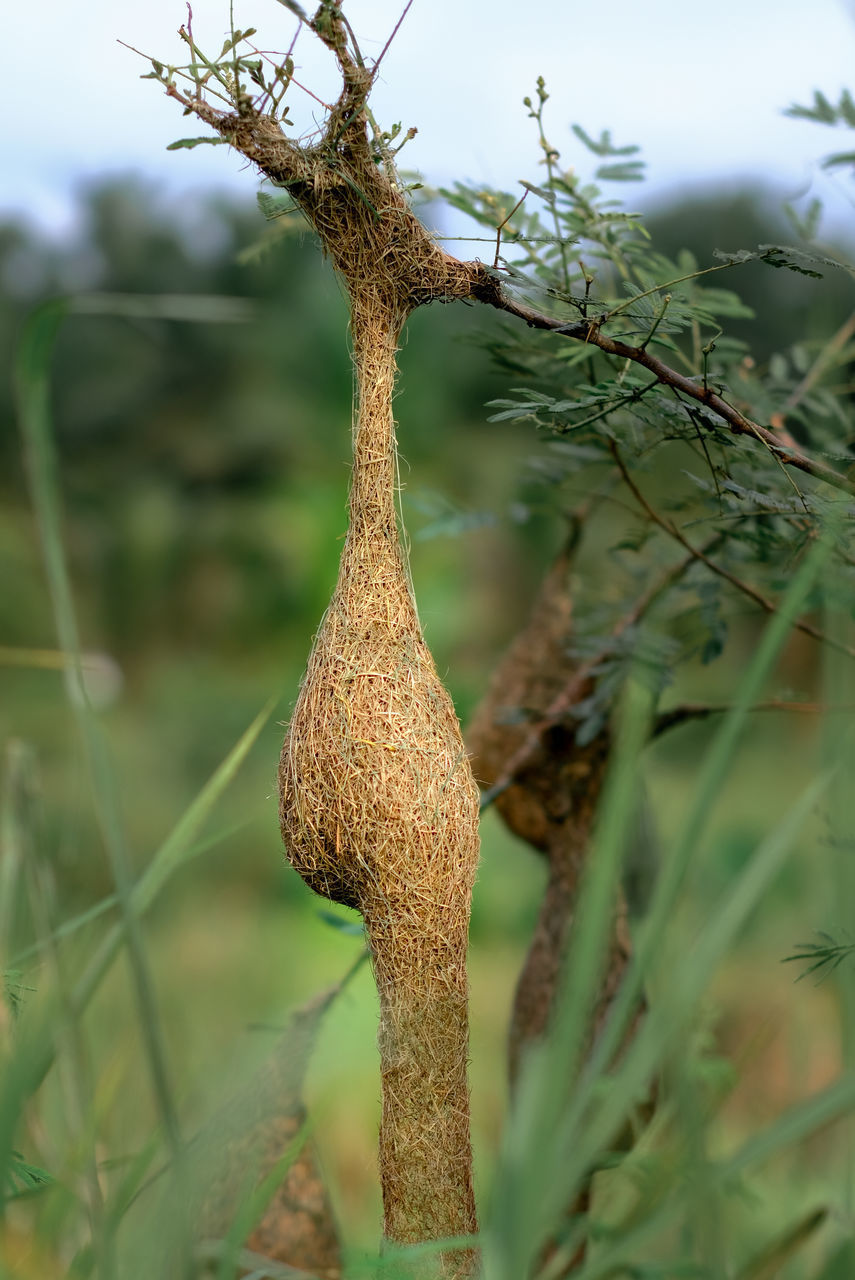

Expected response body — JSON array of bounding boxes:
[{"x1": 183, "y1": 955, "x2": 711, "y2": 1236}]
[{"x1": 279, "y1": 285, "x2": 480, "y2": 1269}]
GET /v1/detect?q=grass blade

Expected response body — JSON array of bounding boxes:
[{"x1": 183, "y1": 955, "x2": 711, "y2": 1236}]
[
  {"x1": 16, "y1": 298, "x2": 185, "y2": 1165},
  {"x1": 9, "y1": 820, "x2": 250, "y2": 969},
  {"x1": 542, "y1": 773, "x2": 831, "y2": 1280},
  {"x1": 21, "y1": 703, "x2": 274, "y2": 1096},
  {"x1": 12, "y1": 296, "x2": 275, "y2": 1165},
  {"x1": 1, "y1": 741, "x2": 34, "y2": 963},
  {"x1": 484, "y1": 513, "x2": 835, "y2": 1278},
  {"x1": 734, "y1": 1207, "x2": 828, "y2": 1280},
  {"x1": 598, "y1": 527, "x2": 836, "y2": 1080},
  {"x1": 132, "y1": 717, "x2": 272, "y2": 918},
  {"x1": 486, "y1": 677, "x2": 653, "y2": 1280}
]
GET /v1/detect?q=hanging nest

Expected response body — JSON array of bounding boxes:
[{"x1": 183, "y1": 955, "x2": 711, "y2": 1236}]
[
  {"x1": 278, "y1": 300, "x2": 480, "y2": 1255},
  {"x1": 261, "y1": 17, "x2": 484, "y2": 1267},
  {"x1": 159, "y1": 10, "x2": 491, "y2": 1267}
]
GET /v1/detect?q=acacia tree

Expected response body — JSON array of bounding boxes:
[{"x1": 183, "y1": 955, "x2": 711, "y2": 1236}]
[{"x1": 136, "y1": 3, "x2": 855, "y2": 1275}]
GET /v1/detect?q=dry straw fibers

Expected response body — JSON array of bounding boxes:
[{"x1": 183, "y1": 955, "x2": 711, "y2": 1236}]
[
  {"x1": 278, "y1": 294, "x2": 480, "y2": 1260},
  {"x1": 159, "y1": 21, "x2": 484, "y2": 1266}
]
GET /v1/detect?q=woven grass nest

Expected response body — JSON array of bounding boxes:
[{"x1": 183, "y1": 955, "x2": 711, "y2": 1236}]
[
  {"x1": 278, "y1": 310, "x2": 480, "y2": 923},
  {"x1": 278, "y1": 290, "x2": 480, "y2": 1258},
  {"x1": 161, "y1": 22, "x2": 485, "y2": 1263}
]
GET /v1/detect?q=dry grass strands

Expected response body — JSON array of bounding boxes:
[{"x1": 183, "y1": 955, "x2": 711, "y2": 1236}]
[
  {"x1": 161, "y1": 13, "x2": 486, "y2": 1267},
  {"x1": 279, "y1": 305, "x2": 480, "y2": 1260}
]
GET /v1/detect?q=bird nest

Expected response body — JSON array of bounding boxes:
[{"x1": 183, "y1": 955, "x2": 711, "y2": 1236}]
[{"x1": 158, "y1": 9, "x2": 483, "y2": 1263}]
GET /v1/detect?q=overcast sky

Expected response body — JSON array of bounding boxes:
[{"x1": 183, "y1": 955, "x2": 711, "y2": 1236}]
[{"x1": 8, "y1": 0, "x2": 855, "y2": 238}]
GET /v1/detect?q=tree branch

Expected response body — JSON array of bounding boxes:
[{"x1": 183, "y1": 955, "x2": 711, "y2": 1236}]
[
  {"x1": 468, "y1": 270, "x2": 855, "y2": 499},
  {"x1": 653, "y1": 698, "x2": 850, "y2": 737}
]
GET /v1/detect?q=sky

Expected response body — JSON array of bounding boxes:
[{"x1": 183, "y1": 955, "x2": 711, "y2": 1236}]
[{"x1": 8, "y1": 0, "x2": 855, "y2": 239}]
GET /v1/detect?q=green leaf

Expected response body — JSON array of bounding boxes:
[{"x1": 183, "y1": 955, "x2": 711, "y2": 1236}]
[
  {"x1": 407, "y1": 490, "x2": 497, "y2": 541},
  {"x1": 272, "y1": 0, "x2": 308, "y2": 18},
  {"x1": 782, "y1": 930, "x2": 855, "y2": 982},
  {"x1": 571, "y1": 124, "x2": 641, "y2": 157},
  {"x1": 256, "y1": 190, "x2": 298, "y2": 221},
  {"x1": 3, "y1": 970, "x2": 38, "y2": 1022},
  {"x1": 784, "y1": 90, "x2": 837, "y2": 124},
  {"x1": 519, "y1": 180, "x2": 556, "y2": 204},
  {"x1": 696, "y1": 578, "x2": 726, "y2": 665},
  {"x1": 821, "y1": 150, "x2": 855, "y2": 171},
  {"x1": 839, "y1": 88, "x2": 855, "y2": 127},
  {"x1": 487, "y1": 408, "x2": 536, "y2": 423},
  {"x1": 5, "y1": 1151, "x2": 54, "y2": 1200},
  {"x1": 760, "y1": 243, "x2": 850, "y2": 274},
  {"x1": 244, "y1": 59, "x2": 266, "y2": 89},
  {"x1": 317, "y1": 909, "x2": 364, "y2": 937},
  {"x1": 689, "y1": 286, "x2": 754, "y2": 320},
  {"x1": 713, "y1": 243, "x2": 850, "y2": 278},
  {"x1": 595, "y1": 161, "x2": 646, "y2": 182},
  {"x1": 712, "y1": 248, "x2": 757, "y2": 266},
  {"x1": 166, "y1": 136, "x2": 228, "y2": 151},
  {"x1": 759, "y1": 246, "x2": 824, "y2": 278}
]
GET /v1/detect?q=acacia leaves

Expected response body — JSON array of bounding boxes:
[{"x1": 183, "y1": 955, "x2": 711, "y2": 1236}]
[
  {"x1": 447, "y1": 78, "x2": 855, "y2": 744},
  {"x1": 785, "y1": 88, "x2": 855, "y2": 128},
  {"x1": 166, "y1": 136, "x2": 229, "y2": 151}
]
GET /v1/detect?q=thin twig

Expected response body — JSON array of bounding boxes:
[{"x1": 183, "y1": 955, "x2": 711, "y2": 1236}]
[
  {"x1": 605, "y1": 260, "x2": 749, "y2": 323},
  {"x1": 608, "y1": 440, "x2": 855, "y2": 661},
  {"x1": 285, "y1": 20, "x2": 302, "y2": 61},
  {"x1": 653, "y1": 699, "x2": 855, "y2": 737},
  {"x1": 531, "y1": 88, "x2": 570, "y2": 291},
  {"x1": 287, "y1": 75, "x2": 335, "y2": 112},
  {"x1": 469, "y1": 272, "x2": 855, "y2": 499},
  {"x1": 372, "y1": 0, "x2": 415, "y2": 76},
  {"x1": 494, "y1": 191, "x2": 528, "y2": 270}
]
